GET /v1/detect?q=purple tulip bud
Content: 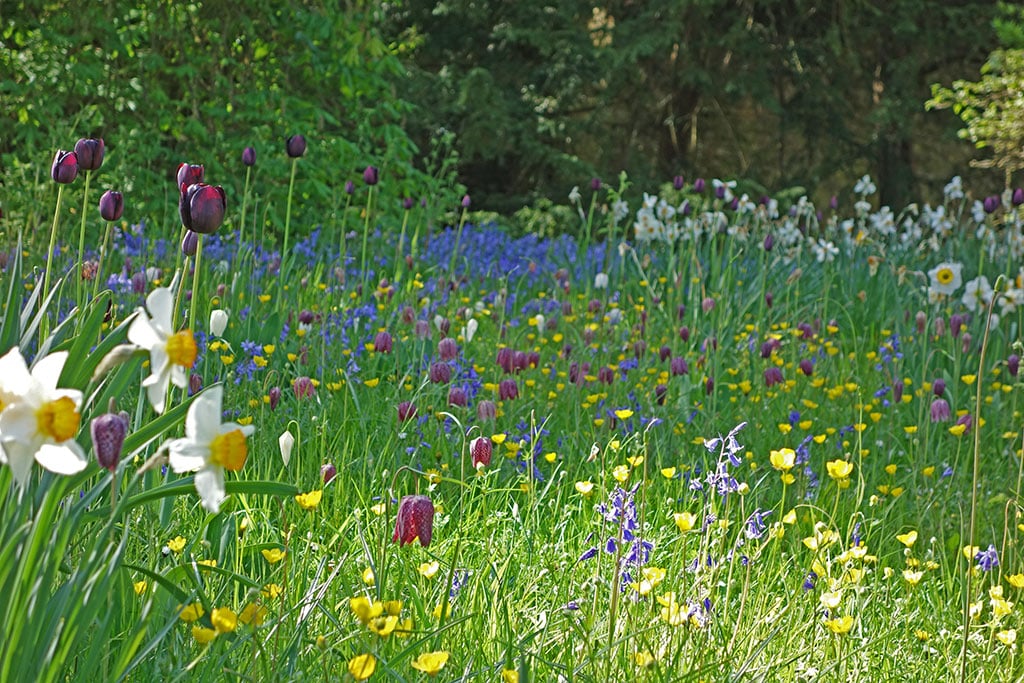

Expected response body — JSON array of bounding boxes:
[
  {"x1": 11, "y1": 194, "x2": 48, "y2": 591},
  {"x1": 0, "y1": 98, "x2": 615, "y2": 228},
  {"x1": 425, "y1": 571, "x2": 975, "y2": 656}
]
[
  {"x1": 930, "y1": 397, "x2": 950, "y2": 423},
  {"x1": 99, "y1": 190, "x2": 124, "y2": 221},
  {"x1": 51, "y1": 150, "x2": 79, "y2": 184},
  {"x1": 496, "y1": 347, "x2": 514, "y2": 374},
  {"x1": 242, "y1": 146, "x2": 257, "y2": 166},
  {"x1": 403, "y1": 196, "x2": 414, "y2": 210},
  {"x1": 470, "y1": 436, "x2": 492, "y2": 468},
  {"x1": 176, "y1": 163, "x2": 205, "y2": 188},
  {"x1": 373, "y1": 330, "x2": 393, "y2": 353},
  {"x1": 950, "y1": 314, "x2": 963, "y2": 338},
  {"x1": 673, "y1": 175, "x2": 685, "y2": 191},
  {"x1": 702, "y1": 297, "x2": 715, "y2": 313},
  {"x1": 765, "y1": 292, "x2": 773, "y2": 308},
  {"x1": 498, "y1": 378, "x2": 519, "y2": 401},
  {"x1": 590, "y1": 177, "x2": 602, "y2": 191},
  {"x1": 984, "y1": 195, "x2": 1000, "y2": 214},
  {"x1": 705, "y1": 376, "x2": 714, "y2": 394},
  {"x1": 363, "y1": 165, "x2": 379, "y2": 186},
  {"x1": 681, "y1": 200, "x2": 692, "y2": 216},
  {"x1": 462, "y1": 194, "x2": 471, "y2": 208},
  {"x1": 414, "y1": 320, "x2": 431, "y2": 339},
  {"x1": 131, "y1": 271, "x2": 146, "y2": 294},
  {"x1": 269, "y1": 386, "x2": 282, "y2": 410},
  {"x1": 598, "y1": 366, "x2": 615, "y2": 385},
  {"x1": 345, "y1": 180, "x2": 355, "y2": 195},
  {"x1": 715, "y1": 185, "x2": 726, "y2": 200},
  {"x1": 298, "y1": 309, "x2": 315, "y2": 325},
  {"x1": 91, "y1": 411, "x2": 127, "y2": 472},
  {"x1": 321, "y1": 463, "x2": 337, "y2": 484},
  {"x1": 179, "y1": 183, "x2": 226, "y2": 234},
  {"x1": 829, "y1": 195, "x2": 839, "y2": 210},
  {"x1": 74, "y1": 138, "x2": 105, "y2": 171},
  {"x1": 181, "y1": 230, "x2": 199, "y2": 256},
  {"x1": 915, "y1": 311, "x2": 927, "y2": 335},
  {"x1": 729, "y1": 197, "x2": 739, "y2": 211},
  {"x1": 693, "y1": 178, "x2": 705, "y2": 193},
  {"x1": 679, "y1": 326, "x2": 690, "y2": 342},
  {"x1": 1013, "y1": 188, "x2": 1024, "y2": 207},
  {"x1": 763, "y1": 233, "x2": 774, "y2": 252},
  {"x1": 477, "y1": 399, "x2": 497, "y2": 421},
  {"x1": 447, "y1": 386, "x2": 468, "y2": 407},
  {"x1": 397, "y1": 401, "x2": 417, "y2": 422},
  {"x1": 286, "y1": 135, "x2": 306, "y2": 158},
  {"x1": 659, "y1": 345, "x2": 672, "y2": 362},
  {"x1": 393, "y1": 494, "x2": 435, "y2": 547}
]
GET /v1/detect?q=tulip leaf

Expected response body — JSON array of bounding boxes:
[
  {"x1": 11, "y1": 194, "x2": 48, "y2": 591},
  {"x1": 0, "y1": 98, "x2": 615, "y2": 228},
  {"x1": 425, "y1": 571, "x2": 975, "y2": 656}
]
[{"x1": 118, "y1": 478, "x2": 300, "y2": 514}]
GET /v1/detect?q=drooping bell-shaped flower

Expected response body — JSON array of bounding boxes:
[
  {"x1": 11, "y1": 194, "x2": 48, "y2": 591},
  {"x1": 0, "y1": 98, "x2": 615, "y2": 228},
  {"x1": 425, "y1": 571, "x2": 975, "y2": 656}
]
[
  {"x1": 91, "y1": 408, "x2": 127, "y2": 472},
  {"x1": 393, "y1": 494, "x2": 435, "y2": 547}
]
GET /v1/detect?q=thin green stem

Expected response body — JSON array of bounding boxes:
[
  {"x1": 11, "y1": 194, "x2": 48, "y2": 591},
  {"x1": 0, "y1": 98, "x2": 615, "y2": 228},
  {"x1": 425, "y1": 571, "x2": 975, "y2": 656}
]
[
  {"x1": 360, "y1": 186, "x2": 375, "y2": 294},
  {"x1": 280, "y1": 158, "x2": 299, "y2": 299},
  {"x1": 41, "y1": 183, "x2": 66, "y2": 343},
  {"x1": 76, "y1": 170, "x2": 92, "y2": 311},
  {"x1": 239, "y1": 165, "x2": 252, "y2": 254},
  {"x1": 189, "y1": 234, "x2": 204, "y2": 336}
]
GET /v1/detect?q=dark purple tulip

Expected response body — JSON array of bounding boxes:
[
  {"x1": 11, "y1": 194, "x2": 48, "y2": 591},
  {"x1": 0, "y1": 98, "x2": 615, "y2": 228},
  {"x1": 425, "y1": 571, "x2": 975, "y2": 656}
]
[
  {"x1": 393, "y1": 494, "x2": 435, "y2": 547},
  {"x1": 673, "y1": 175, "x2": 685, "y2": 190},
  {"x1": 373, "y1": 330, "x2": 393, "y2": 353},
  {"x1": 715, "y1": 185, "x2": 726, "y2": 200},
  {"x1": 242, "y1": 146, "x2": 256, "y2": 166},
  {"x1": 397, "y1": 401, "x2": 417, "y2": 422},
  {"x1": 345, "y1": 180, "x2": 355, "y2": 195},
  {"x1": 590, "y1": 177, "x2": 602, "y2": 191},
  {"x1": 438, "y1": 337, "x2": 458, "y2": 361},
  {"x1": 729, "y1": 197, "x2": 739, "y2": 210},
  {"x1": 680, "y1": 200, "x2": 692, "y2": 216},
  {"x1": 705, "y1": 376, "x2": 714, "y2": 394},
  {"x1": 99, "y1": 190, "x2": 124, "y2": 221},
  {"x1": 363, "y1": 165, "x2": 379, "y2": 185},
  {"x1": 74, "y1": 138, "x2": 105, "y2": 171},
  {"x1": 984, "y1": 195, "x2": 1000, "y2": 214},
  {"x1": 461, "y1": 195, "x2": 471, "y2": 208},
  {"x1": 512, "y1": 351, "x2": 529, "y2": 373},
  {"x1": 286, "y1": 135, "x2": 306, "y2": 158},
  {"x1": 51, "y1": 150, "x2": 79, "y2": 184},
  {"x1": 176, "y1": 163, "x2": 205, "y2": 188},
  {"x1": 950, "y1": 314, "x2": 963, "y2": 338},
  {"x1": 429, "y1": 362, "x2": 451, "y2": 384},
  {"x1": 293, "y1": 376, "x2": 316, "y2": 399},
  {"x1": 498, "y1": 378, "x2": 519, "y2": 401},
  {"x1": 679, "y1": 326, "x2": 690, "y2": 342},
  {"x1": 763, "y1": 233, "x2": 774, "y2": 252},
  {"x1": 765, "y1": 292, "x2": 773, "y2": 308},
  {"x1": 955, "y1": 413, "x2": 973, "y2": 432},
  {"x1": 269, "y1": 386, "x2": 282, "y2": 410},
  {"x1": 181, "y1": 230, "x2": 199, "y2": 256},
  {"x1": 1009, "y1": 354, "x2": 1020, "y2": 377},
  {"x1": 477, "y1": 399, "x2": 497, "y2": 421},
  {"x1": 497, "y1": 347, "x2": 514, "y2": 374},
  {"x1": 414, "y1": 320, "x2": 431, "y2": 339},
  {"x1": 91, "y1": 410, "x2": 127, "y2": 472},
  {"x1": 321, "y1": 463, "x2": 337, "y2": 484},
  {"x1": 470, "y1": 436, "x2": 492, "y2": 468},
  {"x1": 1013, "y1": 188, "x2": 1024, "y2": 207},
  {"x1": 692, "y1": 178, "x2": 705, "y2": 193},
  {"x1": 447, "y1": 386, "x2": 468, "y2": 407},
  {"x1": 179, "y1": 183, "x2": 226, "y2": 234},
  {"x1": 659, "y1": 345, "x2": 672, "y2": 362}
]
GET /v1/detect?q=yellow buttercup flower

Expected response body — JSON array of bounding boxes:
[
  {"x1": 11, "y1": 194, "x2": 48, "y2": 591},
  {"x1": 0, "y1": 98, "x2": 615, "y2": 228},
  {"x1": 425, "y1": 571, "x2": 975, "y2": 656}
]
[
  {"x1": 295, "y1": 490, "x2": 323, "y2": 510},
  {"x1": 824, "y1": 615, "x2": 855, "y2": 635},
  {"x1": 896, "y1": 530, "x2": 918, "y2": 548},
  {"x1": 411, "y1": 651, "x2": 450, "y2": 676},
  {"x1": 348, "y1": 653, "x2": 377, "y2": 680},
  {"x1": 261, "y1": 548, "x2": 286, "y2": 563}
]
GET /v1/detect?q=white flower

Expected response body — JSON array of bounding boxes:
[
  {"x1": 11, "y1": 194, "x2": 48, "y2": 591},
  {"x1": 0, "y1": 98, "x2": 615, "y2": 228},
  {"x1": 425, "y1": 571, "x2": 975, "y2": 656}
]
[
  {"x1": 163, "y1": 385, "x2": 254, "y2": 514},
  {"x1": 612, "y1": 200, "x2": 629, "y2": 224},
  {"x1": 962, "y1": 275, "x2": 993, "y2": 312},
  {"x1": 568, "y1": 186, "x2": 582, "y2": 204},
  {"x1": 594, "y1": 272, "x2": 609, "y2": 289},
  {"x1": 461, "y1": 318, "x2": 478, "y2": 343},
  {"x1": 927, "y1": 262, "x2": 963, "y2": 298},
  {"x1": 0, "y1": 347, "x2": 87, "y2": 487},
  {"x1": 811, "y1": 238, "x2": 838, "y2": 263},
  {"x1": 278, "y1": 429, "x2": 294, "y2": 467},
  {"x1": 853, "y1": 175, "x2": 876, "y2": 196},
  {"x1": 209, "y1": 309, "x2": 229, "y2": 337},
  {"x1": 128, "y1": 287, "x2": 197, "y2": 414},
  {"x1": 943, "y1": 176, "x2": 964, "y2": 201}
]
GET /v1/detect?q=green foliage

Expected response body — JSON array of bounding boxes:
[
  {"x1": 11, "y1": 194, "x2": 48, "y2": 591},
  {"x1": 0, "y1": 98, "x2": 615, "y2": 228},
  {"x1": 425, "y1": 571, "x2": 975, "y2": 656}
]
[{"x1": 928, "y1": 49, "x2": 1024, "y2": 179}]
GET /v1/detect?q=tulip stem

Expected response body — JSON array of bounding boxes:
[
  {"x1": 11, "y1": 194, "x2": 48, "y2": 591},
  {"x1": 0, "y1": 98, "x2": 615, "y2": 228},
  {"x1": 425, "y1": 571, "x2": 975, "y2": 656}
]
[
  {"x1": 189, "y1": 233, "x2": 204, "y2": 336},
  {"x1": 448, "y1": 204, "x2": 469, "y2": 287},
  {"x1": 94, "y1": 221, "x2": 113, "y2": 301},
  {"x1": 360, "y1": 185, "x2": 375, "y2": 295},
  {"x1": 41, "y1": 183, "x2": 66, "y2": 343},
  {"x1": 281, "y1": 158, "x2": 299, "y2": 299},
  {"x1": 393, "y1": 208, "x2": 409, "y2": 285},
  {"x1": 76, "y1": 170, "x2": 92, "y2": 313},
  {"x1": 239, "y1": 165, "x2": 252, "y2": 256}
]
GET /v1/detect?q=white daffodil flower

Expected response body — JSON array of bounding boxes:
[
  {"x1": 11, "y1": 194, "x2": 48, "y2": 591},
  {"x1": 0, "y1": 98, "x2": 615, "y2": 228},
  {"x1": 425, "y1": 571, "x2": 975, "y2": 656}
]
[
  {"x1": 128, "y1": 286, "x2": 197, "y2": 413},
  {"x1": 163, "y1": 385, "x2": 254, "y2": 514},
  {"x1": 0, "y1": 347, "x2": 87, "y2": 487}
]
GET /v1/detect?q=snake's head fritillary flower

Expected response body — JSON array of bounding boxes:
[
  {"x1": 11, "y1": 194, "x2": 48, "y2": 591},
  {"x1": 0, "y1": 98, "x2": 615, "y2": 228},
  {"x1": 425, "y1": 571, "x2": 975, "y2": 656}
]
[{"x1": 393, "y1": 494, "x2": 435, "y2": 547}]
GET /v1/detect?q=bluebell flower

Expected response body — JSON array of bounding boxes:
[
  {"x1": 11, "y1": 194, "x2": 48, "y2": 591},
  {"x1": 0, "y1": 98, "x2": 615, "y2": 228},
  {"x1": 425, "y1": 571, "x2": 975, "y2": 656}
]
[{"x1": 976, "y1": 544, "x2": 999, "y2": 572}]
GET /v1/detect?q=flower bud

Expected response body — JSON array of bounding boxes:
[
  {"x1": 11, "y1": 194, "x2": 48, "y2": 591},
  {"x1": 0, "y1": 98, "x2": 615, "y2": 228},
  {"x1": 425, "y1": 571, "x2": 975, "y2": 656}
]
[
  {"x1": 462, "y1": 195, "x2": 471, "y2": 208},
  {"x1": 176, "y1": 163, "x2": 205, "y2": 188},
  {"x1": 402, "y1": 196, "x2": 414, "y2": 210},
  {"x1": 499, "y1": 379, "x2": 519, "y2": 401},
  {"x1": 293, "y1": 376, "x2": 316, "y2": 399},
  {"x1": 397, "y1": 401, "x2": 417, "y2": 422},
  {"x1": 321, "y1": 463, "x2": 337, "y2": 484},
  {"x1": 99, "y1": 190, "x2": 124, "y2": 221},
  {"x1": 189, "y1": 373, "x2": 203, "y2": 396},
  {"x1": 429, "y1": 362, "x2": 451, "y2": 384},
  {"x1": 269, "y1": 386, "x2": 282, "y2": 410},
  {"x1": 470, "y1": 436, "x2": 492, "y2": 468},
  {"x1": 242, "y1": 146, "x2": 256, "y2": 167},
  {"x1": 51, "y1": 150, "x2": 79, "y2": 184},
  {"x1": 209, "y1": 309, "x2": 228, "y2": 336},
  {"x1": 673, "y1": 175, "x2": 685, "y2": 190},
  {"x1": 182, "y1": 230, "x2": 199, "y2": 256},
  {"x1": 74, "y1": 138, "x2": 105, "y2": 171},
  {"x1": 655, "y1": 383, "x2": 667, "y2": 405},
  {"x1": 393, "y1": 495, "x2": 435, "y2": 547},
  {"x1": 345, "y1": 180, "x2": 355, "y2": 195},
  {"x1": 477, "y1": 399, "x2": 497, "y2": 421},
  {"x1": 286, "y1": 135, "x2": 306, "y2": 158},
  {"x1": 91, "y1": 411, "x2": 127, "y2": 472},
  {"x1": 1009, "y1": 354, "x2": 1020, "y2": 377},
  {"x1": 438, "y1": 337, "x2": 458, "y2": 361},
  {"x1": 692, "y1": 178, "x2": 705, "y2": 193},
  {"x1": 447, "y1": 386, "x2": 468, "y2": 407},
  {"x1": 373, "y1": 330, "x2": 393, "y2": 353},
  {"x1": 363, "y1": 165, "x2": 379, "y2": 186},
  {"x1": 933, "y1": 378, "x2": 946, "y2": 397},
  {"x1": 1013, "y1": 188, "x2": 1024, "y2": 207},
  {"x1": 590, "y1": 177, "x2": 602, "y2": 191},
  {"x1": 179, "y1": 183, "x2": 227, "y2": 234}
]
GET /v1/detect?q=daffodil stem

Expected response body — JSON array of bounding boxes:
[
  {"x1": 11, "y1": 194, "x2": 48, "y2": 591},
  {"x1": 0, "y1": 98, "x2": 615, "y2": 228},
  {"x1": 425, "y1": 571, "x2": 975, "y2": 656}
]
[
  {"x1": 76, "y1": 170, "x2": 92, "y2": 313},
  {"x1": 41, "y1": 183, "x2": 66, "y2": 344}
]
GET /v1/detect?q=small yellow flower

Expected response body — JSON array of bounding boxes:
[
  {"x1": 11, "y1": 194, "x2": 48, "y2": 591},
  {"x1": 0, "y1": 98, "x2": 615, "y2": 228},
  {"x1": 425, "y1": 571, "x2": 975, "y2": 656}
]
[
  {"x1": 262, "y1": 583, "x2": 283, "y2": 599},
  {"x1": 769, "y1": 448, "x2": 796, "y2": 472},
  {"x1": 211, "y1": 607, "x2": 238, "y2": 634},
  {"x1": 819, "y1": 591, "x2": 841, "y2": 609},
  {"x1": 612, "y1": 464, "x2": 630, "y2": 483},
  {"x1": 411, "y1": 650, "x2": 450, "y2": 676},
  {"x1": 192, "y1": 625, "x2": 217, "y2": 644},
  {"x1": 350, "y1": 596, "x2": 384, "y2": 624},
  {"x1": 363, "y1": 377, "x2": 380, "y2": 387},
  {"x1": 673, "y1": 511, "x2": 696, "y2": 532},
  {"x1": 660, "y1": 466, "x2": 677, "y2": 479},
  {"x1": 133, "y1": 580, "x2": 148, "y2": 596},
  {"x1": 634, "y1": 650, "x2": 655, "y2": 667},
  {"x1": 295, "y1": 490, "x2": 323, "y2": 510},
  {"x1": 997, "y1": 629, "x2": 1017, "y2": 647},
  {"x1": 961, "y1": 374, "x2": 977, "y2": 385},
  {"x1": 896, "y1": 530, "x2": 918, "y2": 548},
  {"x1": 949, "y1": 424, "x2": 967, "y2": 437},
  {"x1": 261, "y1": 548, "x2": 286, "y2": 563},
  {"x1": 362, "y1": 566, "x2": 375, "y2": 586},
  {"x1": 962, "y1": 545, "x2": 980, "y2": 560},
  {"x1": 903, "y1": 569, "x2": 924, "y2": 585},
  {"x1": 348, "y1": 653, "x2": 377, "y2": 680},
  {"x1": 179, "y1": 603, "x2": 205, "y2": 622},
  {"x1": 238, "y1": 603, "x2": 267, "y2": 626},
  {"x1": 614, "y1": 409, "x2": 634, "y2": 420},
  {"x1": 575, "y1": 480, "x2": 595, "y2": 497},
  {"x1": 1009, "y1": 574, "x2": 1024, "y2": 589},
  {"x1": 168, "y1": 536, "x2": 187, "y2": 554},
  {"x1": 824, "y1": 615, "x2": 855, "y2": 635},
  {"x1": 501, "y1": 669, "x2": 520, "y2": 683},
  {"x1": 367, "y1": 614, "x2": 399, "y2": 637},
  {"x1": 914, "y1": 629, "x2": 931, "y2": 641},
  {"x1": 418, "y1": 561, "x2": 440, "y2": 579},
  {"x1": 826, "y1": 459, "x2": 853, "y2": 480}
]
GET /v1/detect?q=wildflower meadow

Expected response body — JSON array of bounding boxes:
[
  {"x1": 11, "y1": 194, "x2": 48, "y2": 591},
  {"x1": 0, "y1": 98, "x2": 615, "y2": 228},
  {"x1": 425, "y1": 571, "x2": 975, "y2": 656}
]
[{"x1": 4, "y1": 128, "x2": 1024, "y2": 683}]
